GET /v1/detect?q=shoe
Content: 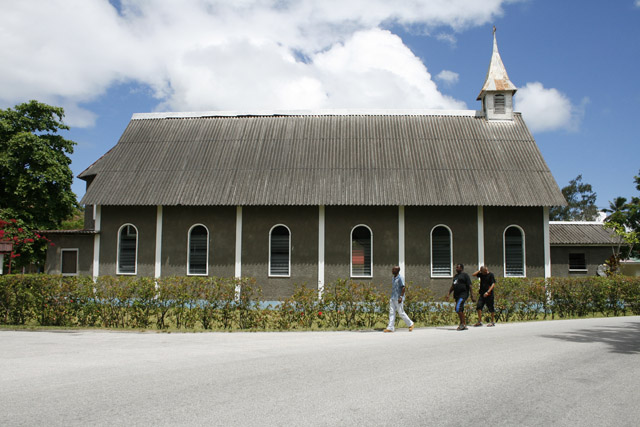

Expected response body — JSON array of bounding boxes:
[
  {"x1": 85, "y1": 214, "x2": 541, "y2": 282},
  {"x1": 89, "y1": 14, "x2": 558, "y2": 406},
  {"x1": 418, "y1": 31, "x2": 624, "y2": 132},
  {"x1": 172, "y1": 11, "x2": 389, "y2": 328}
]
[
  {"x1": 474, "y1": 322, "x2": 483, "y2": 327},
  {"x1": 456, "y1": 325, "x2": 468, "y2": 331},
  {"x1": 409, "y1": 324, "x2": 414, "y2": 332},
  {"x1": 487, "y1": 323, "x2": 495, "y2": 327},
  {"x1": 383, "y1": 329, "x2": 393, "y2": 333}
]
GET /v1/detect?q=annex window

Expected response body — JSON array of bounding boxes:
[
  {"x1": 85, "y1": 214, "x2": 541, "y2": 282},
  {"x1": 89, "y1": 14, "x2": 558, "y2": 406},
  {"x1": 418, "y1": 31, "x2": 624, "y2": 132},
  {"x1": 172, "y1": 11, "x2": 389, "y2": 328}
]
[
  {"x1": 117, "y1": 224, "x2": 138, "y2": 275},
  {"x1": 351, "y1": 225, "x2": 372, "y2": 278},
  {"x1": 61, "y1": 249, "x2": 78, "y2": 276},
  {"x1": 569, "y1": 253, "x2": 587, "y2": 272},
  {"x1": 188, "y1": 225, "x2": 209, "y2": 275},
  {"x1": 504, "y1": 225, "x2": 525, "y2": 277},
  {"x1": 269, "y1": 225, "x2": 290, "y2": 277},
  {"x1": 431, "y1": 225, "x2": 452, "y2": 277},
  {"x1": 494, "y1": 94, "x2": 506, "y2": 114}
]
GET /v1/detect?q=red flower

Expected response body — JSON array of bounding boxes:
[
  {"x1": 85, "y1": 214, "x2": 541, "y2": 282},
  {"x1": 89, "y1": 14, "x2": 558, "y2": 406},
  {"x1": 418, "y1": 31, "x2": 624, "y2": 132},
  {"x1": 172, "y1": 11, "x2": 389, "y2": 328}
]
[
  {"x1": 25, "y1": 238, "x2": 34, "y2": 243},
  {"x1": 17, "y1": 228, "x2": 23, "y2": 232}
]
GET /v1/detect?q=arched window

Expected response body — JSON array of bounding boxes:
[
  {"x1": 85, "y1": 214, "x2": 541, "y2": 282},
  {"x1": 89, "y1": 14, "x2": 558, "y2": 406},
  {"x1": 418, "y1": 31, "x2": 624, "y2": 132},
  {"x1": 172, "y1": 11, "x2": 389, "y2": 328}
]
[
  {"x1": 117, "y1": 224, "x2": 138, "y2": 275},
  {"x1": 431, "y1": 225, "x2": 452, "y2": 277},
  {"x1": 188, "y1": 225, "x2": 209, "y2": 275},
  {"x1": 269, "y1": 225, "x2": 290, "y2": 277},
  {"x1": 494, "y1": 94, "x2": 506, "y2": 114},
  {"x1": 504, "y1": 225, "x2": 525, "y2": 277},
  {"x1": 351, "y1": 225, "x2": 372, "y2": 277}
]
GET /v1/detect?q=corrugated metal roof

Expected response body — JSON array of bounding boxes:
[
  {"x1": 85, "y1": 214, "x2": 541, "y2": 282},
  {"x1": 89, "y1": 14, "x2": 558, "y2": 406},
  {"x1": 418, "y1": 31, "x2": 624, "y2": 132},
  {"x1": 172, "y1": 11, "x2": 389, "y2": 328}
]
[
  {"x1": 549, "y1": 222, "x2": 620, "y2": 245},
  {"x1": 79, "y1": 112, "x2": 566, "y2": 207}
]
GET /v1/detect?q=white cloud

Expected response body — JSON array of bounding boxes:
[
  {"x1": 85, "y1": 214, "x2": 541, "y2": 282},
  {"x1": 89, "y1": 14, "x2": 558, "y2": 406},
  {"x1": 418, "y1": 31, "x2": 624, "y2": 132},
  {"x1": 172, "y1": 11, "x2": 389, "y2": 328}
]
[
  {"x1": 515, "y1": 82, "x2": 583, "y2": 133},
  {"x1": 636, "y1": 0, "x2": 640, "y2": 8},
  {"x1": 0, "y1": 0, "x2": 511, "y2": 126},
  {"x1": 436, "y1": 70, "x2": 460, "y2": 85}
]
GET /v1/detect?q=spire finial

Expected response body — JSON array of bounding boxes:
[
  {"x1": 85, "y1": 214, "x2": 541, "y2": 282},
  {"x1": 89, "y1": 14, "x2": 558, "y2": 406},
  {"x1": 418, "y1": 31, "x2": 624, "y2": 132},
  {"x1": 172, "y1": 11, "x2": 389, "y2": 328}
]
[{"x1": 493, "y1": 25, "x2": 496, "y2": 35}]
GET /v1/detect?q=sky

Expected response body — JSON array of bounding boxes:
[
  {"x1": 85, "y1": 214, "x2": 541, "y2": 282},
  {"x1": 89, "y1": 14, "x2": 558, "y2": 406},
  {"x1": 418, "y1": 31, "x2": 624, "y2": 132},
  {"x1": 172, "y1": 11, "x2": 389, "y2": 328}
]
[{"x1": 1, "y1": 0, "x2": 639, "y2": 210}]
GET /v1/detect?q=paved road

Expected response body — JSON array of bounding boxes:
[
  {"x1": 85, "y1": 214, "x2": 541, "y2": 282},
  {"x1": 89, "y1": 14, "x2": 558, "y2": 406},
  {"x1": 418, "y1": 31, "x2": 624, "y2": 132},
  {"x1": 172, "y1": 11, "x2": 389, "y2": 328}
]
[{"x1": 1, "y1": 316, "x2": 639, "y2": 426}]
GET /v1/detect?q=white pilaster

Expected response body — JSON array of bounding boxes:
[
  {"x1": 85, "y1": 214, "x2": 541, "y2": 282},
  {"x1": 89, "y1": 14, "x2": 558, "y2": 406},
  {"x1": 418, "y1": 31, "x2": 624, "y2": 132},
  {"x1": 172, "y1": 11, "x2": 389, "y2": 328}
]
[
  {"x1": 92, "y1": 205, "x2": 101, "y2": 281},
  {"x1": 318, "y1": 205, "x2": 325, "y2": 298},
  {"x1": 235, "y1": 206, "x2": 242, "y2": 278},
  {"x1": 477, "y1": 206, "x2": 485, "y2": 269},
  {"x1": 543, "y1": 207, "x2": 551, "y2": 278},
  {"x1": 398, "y1": 205, "x2": 405, "y2": 274},
  {"x1": 155, "y1": 205, "x2": 163, "y2": 279},
  {"x1": 0, "y1": 254, "x2": 4, "y2": 275}
]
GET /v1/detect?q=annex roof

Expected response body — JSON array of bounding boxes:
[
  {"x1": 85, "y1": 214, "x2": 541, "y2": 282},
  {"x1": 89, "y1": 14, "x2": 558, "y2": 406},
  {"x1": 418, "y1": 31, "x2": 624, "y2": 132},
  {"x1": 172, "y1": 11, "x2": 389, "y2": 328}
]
[
  {"x1": 79, "y1": 111, "x2": 566, "y2": 207},
  {"x1": 549, "y1": 222, "x2": 620, "y2": 246}
]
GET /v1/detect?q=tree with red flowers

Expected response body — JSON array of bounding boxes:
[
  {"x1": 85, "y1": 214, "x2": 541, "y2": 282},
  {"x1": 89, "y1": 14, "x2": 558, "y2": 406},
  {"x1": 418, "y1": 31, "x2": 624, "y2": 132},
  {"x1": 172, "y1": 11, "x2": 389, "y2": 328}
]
[{"x1": 0, "y1": 218, "x2": 53, "y2": 273}]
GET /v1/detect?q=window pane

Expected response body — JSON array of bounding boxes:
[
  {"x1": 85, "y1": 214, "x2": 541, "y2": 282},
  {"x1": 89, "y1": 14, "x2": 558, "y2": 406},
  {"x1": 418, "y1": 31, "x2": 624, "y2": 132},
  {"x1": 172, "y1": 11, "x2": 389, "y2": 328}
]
[
  {"x1": 505, "y1": 227, "x2": 524, "y2": 276},
  {"x1": 61, "y1": 250, "x2": 78, "y2": 275},
  {"x1": 189, "y1": 226, "x2": 208, "y2": 275},
  {"x1": 431, "y1": 226, "x2": 451, "y2": 276},
  {"x1": 494, "y1": 94, "x2": 506, "y2": 114},
  {"x1": 569, "y1": 253, "x2": 587, "y2": 271},
  {"x1": 270, "y1": 226, "x2": 290, "y2": 276},
  {"x1": 118, "y1": 225, "x2": 137, "y2": 274},
  {"x1": 352, "y1": 226, "x2": 371, "y2": 276}
]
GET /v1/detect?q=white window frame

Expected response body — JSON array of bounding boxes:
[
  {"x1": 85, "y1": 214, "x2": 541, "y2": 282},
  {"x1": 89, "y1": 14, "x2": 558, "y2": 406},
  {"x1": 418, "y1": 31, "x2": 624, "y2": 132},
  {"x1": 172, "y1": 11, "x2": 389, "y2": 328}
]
[
  {"x1": 117, "y1": 224, "x2": 138, "y2": 275},
  {"x1": 430, "y1": 224, "x2": 453, "y2": 278},
  {"x1": 60, "y1": 248, "x2": 79, "y2": 276},
  {"x1": 350, "y1": 224, "x2": 373, "y2": 279},
  {"x1": 187, "y1": 224, "x2": 209, "y2": 276},
  {"x1": 269, "y1": 224, "x2": 291, "y2": 278},
  {"x1": 503, "y1": 225, "x2": 526, "y2": 277}
]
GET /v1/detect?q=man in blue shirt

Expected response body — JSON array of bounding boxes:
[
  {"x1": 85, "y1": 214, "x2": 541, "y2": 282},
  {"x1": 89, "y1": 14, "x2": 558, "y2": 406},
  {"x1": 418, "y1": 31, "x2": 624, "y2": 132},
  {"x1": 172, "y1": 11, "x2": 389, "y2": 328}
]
[{"x1": 383, "y1": 265, "x2": 414, "y2": 333}]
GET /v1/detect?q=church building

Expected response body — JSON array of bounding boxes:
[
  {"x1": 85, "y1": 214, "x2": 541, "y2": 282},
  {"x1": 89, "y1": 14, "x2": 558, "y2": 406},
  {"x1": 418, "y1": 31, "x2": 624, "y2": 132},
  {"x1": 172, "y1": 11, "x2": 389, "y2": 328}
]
[{"x1": 44, "y1": 32, "x2": 568, "y2": 299}]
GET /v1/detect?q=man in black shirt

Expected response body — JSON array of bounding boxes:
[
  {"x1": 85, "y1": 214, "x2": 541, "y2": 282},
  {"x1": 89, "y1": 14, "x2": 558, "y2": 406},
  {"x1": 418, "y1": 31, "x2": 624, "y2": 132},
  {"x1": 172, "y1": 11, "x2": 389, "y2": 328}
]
[
  {"x1": 472, "y1": 266, "x2": 496, "y2": 327},
  {"x1": 447, "y1": 264, "x2": 474, "y2": 330}
]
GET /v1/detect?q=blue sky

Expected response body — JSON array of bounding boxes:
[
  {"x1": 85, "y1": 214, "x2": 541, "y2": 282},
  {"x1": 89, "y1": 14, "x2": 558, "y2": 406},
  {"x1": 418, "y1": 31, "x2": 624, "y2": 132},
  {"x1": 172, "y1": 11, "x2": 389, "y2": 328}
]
[{"x1": 1, "y1": 0, "x2": 639, "y2": 210}]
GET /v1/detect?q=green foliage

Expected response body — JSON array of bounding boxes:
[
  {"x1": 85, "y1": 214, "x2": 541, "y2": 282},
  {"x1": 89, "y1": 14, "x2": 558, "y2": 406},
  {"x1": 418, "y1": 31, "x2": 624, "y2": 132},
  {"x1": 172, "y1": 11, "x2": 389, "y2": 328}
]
[
  {"x1": 0, "y1": 100, "x2": 78, "y2": 232},
  {"x1": 604, "y1": 170, "x2": 640, "y2": 261},
  {"x1": 59, "y1": 206, "x2": 85, "y2": 230},
  {"x1": 549, "y1": 174, "x2": 598, "y2": 221},
  {"x1": 2, "y1": 275, "x2": 640, "y2": 330}
]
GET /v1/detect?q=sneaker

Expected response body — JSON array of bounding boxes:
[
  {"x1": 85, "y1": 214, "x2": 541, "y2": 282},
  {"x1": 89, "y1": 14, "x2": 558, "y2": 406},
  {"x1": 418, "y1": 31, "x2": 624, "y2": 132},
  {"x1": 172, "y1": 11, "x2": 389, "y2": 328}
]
[
  {"x1": 409, "y1": 324, "x2": 414, "y2": 332},
  {"x1": 474, "y1": 322, "x2": 483, "y2": 327},
  {"x1": 487, "y1": 322, "x2": 495, "y2": 327},
  {"x1": 383, "y1": 329, "x2": 394, "y2": 333},
  {"x1": 456, "y1": 325, "x2": 468, "y2": 331}
]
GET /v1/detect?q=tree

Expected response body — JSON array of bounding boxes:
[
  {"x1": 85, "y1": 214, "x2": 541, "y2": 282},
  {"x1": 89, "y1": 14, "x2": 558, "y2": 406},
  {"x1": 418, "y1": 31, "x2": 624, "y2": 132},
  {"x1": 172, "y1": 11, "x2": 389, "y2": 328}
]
[
  {"x1": 549, "y1": 174, "x2": 598, "y2": 221},
  {"x1": 0, "y1": 218, "x2": 53, "y2": 273},
  {"x1": 604, "y1": 170, "x2": 640, "y2": 267},
  {"x1": 0, "y1": 101, "x2": 77, "y2": 231}
]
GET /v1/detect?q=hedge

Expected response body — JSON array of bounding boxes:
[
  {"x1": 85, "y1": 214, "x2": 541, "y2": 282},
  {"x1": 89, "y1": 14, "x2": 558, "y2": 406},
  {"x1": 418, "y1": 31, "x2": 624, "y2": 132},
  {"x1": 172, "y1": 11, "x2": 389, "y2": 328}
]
[{"x1": 1, "y1": 275, "x2": 639, "y2": 330}]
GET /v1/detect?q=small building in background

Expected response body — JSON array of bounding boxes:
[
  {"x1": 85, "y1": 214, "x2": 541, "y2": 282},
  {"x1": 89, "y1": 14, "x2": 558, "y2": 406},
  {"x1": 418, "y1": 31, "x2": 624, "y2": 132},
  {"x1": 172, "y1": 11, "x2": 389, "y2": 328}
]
[{"x1": 549, "y1": 221, "x2": 621, "y2": 277}]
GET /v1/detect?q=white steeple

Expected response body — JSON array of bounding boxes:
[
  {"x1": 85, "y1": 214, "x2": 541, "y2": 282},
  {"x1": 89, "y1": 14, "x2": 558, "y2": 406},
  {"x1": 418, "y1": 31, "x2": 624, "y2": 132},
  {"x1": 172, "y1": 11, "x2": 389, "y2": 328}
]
[{"x1": 478, "y1": 27, "x2": 517, "y2": 120}]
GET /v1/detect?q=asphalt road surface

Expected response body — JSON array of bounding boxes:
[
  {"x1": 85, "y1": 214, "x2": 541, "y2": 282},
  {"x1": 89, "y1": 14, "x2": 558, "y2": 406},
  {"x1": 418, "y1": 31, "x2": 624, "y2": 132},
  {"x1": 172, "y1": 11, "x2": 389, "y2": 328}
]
[{"x1": 1, "y1": 316, "x2": 639, "y2": 426}]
